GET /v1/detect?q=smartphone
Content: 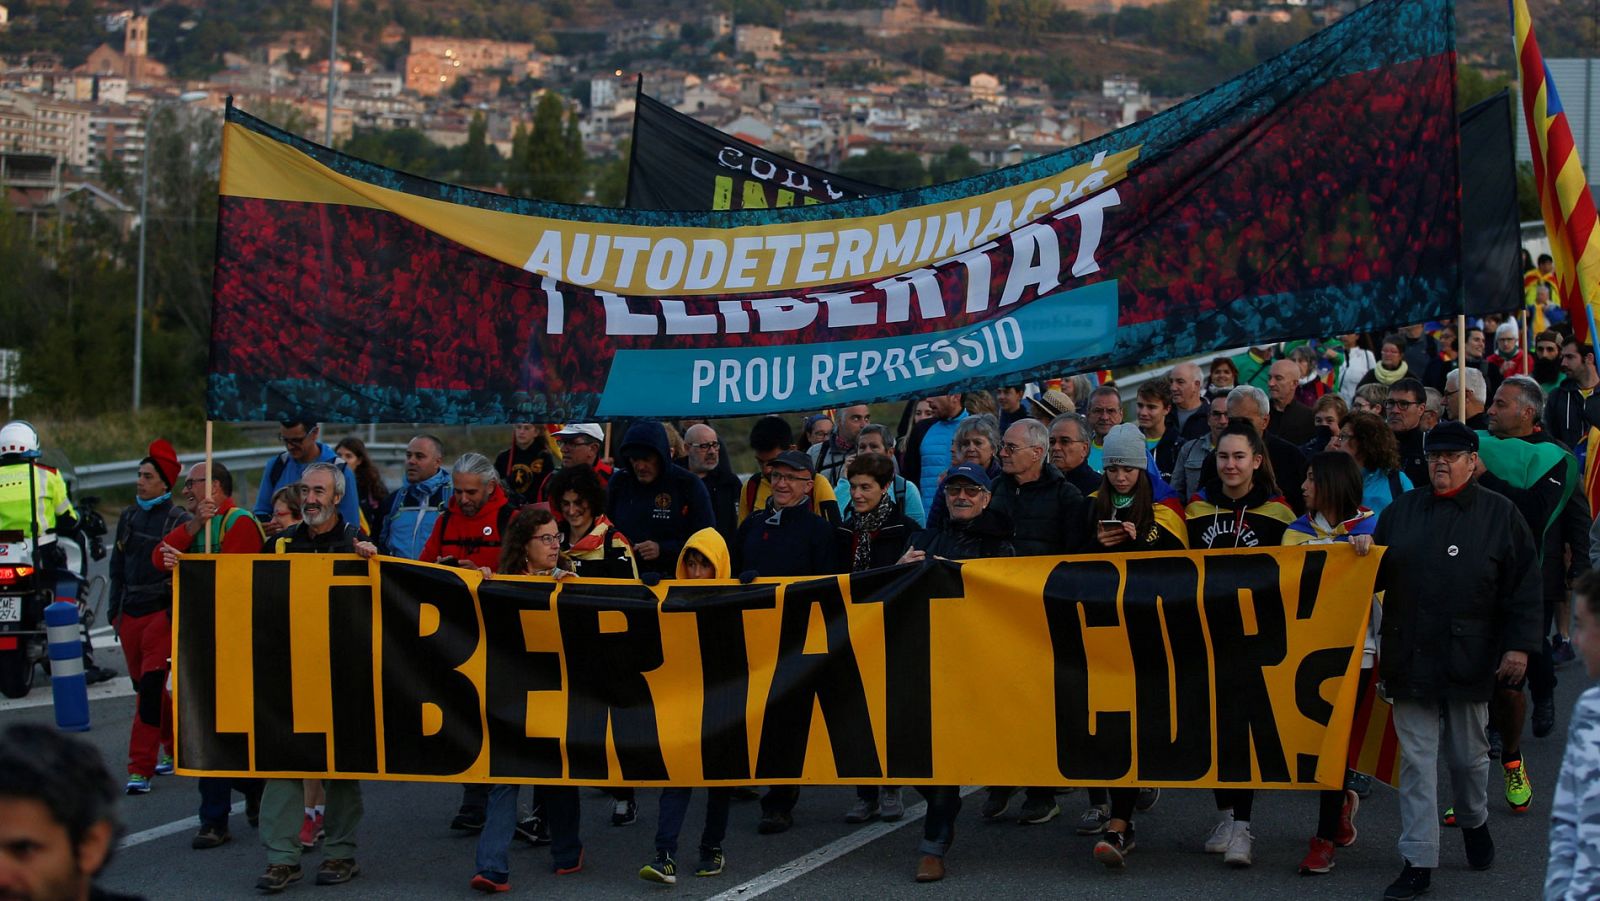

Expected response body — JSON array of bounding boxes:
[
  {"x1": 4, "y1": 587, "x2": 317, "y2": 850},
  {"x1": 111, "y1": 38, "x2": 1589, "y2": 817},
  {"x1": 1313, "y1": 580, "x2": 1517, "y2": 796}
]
[{"x1": 1098, "y1": 519, "x2": 1123, "y2": 529}]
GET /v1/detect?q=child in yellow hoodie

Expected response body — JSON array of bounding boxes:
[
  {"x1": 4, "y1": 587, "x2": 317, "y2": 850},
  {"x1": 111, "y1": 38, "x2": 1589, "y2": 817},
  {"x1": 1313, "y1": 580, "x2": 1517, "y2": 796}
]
[{"x1": 639, "y1": 528, "x2": 735, "y2": 884}]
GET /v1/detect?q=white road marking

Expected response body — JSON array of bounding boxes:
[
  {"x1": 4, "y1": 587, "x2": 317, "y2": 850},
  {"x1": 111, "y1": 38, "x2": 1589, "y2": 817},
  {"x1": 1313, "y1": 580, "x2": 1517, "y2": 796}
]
[
  {"x1": 0, "y1": 677, "x2": 132, "y2": 712},
  {"x1": 705, "y1": 786, "x2": 980, "y2": 900},
  {"x1": 118, "y1": 802, "x2": 244, "y2": 849}
]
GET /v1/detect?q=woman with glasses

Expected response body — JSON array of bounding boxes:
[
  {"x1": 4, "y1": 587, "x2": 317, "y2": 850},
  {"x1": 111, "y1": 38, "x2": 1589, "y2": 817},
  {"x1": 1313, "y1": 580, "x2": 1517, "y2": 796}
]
[
  {"x1": 1185, "y1": 420, "x2": 1296, "y2": 868},
  {"x1": 1350, "y1": 383, "x2": 1389, "y2": 417},
  {"x1": 1328, "y1": 411, "x2": 1412, "y2": 516},
  {"x1": 1078, "y1": 424, "x2": 1188, "y2": 869},
  {"x1": 1284, "y1": 452, "x2": 1377, "y2": 876},
  {"x1": 471, "y1": 507, "x2": 583, "y2": 892},
  {"x1": 1357, "y1": 334, "x2": 1409, "y2": 387},
  {"x1": 543, "y1": 464, "x2": 637, "y2": 578}
]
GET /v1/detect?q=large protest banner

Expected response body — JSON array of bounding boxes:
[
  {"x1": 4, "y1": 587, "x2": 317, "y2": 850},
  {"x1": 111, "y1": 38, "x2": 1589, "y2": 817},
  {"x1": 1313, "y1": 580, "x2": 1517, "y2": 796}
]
[
  {"x1": 208, "y1": 0, "x2": 1458, "y2": 424},
  {"x1": 174, "y1": 547, "x2": 1381, "y2": 789},
  {"x1": 625, "y1": 90, "x2": 888, "y2": 211}
]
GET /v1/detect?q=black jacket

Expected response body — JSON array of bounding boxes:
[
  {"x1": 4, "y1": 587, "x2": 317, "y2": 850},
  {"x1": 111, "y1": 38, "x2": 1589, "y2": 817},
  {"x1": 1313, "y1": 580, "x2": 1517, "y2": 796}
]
[
  {"x1": 735, "y1": 503, "x2": 839, "y2": 577},
  {"x1": 1373, "y1": 481, "x2": 1543, "y2": 702},
  {"x1": 607, "y1": 421, "x2": 715, "y2": 574},
  {"x1": 1544, "y1": 377, "x2": 1600, "y2": 452},
  {"x1": 1168, "y1": 403, "x2": 1211, "y2": 442},
  {"x1": 835, "y1": 506, "x2": 921, "y2": 571},
  {"x1": 699, "y1": 465, "x2": 743, "y2": 549},
  {"x1": 1063, "y1": 461, "x2": 1102, "y2": 496},
  {"x1": 266, "y1": 517, "x2": 362, "y2": 554},
  {"x1": 1267, "y1": 400, "x2": 1317, "y2": 446},
  {"x1": 909, "y1": 508, "x2": 1016, "y2": 561},
  {"x1": 1394, "y1": 427, "x2": 1428, "y2": 492},
  {"x1": 1198, "y1": 433, "x2": 1307, "y2": 515},
  {"x1": 986, "y1": 464, "x2": 1085, "y2": 557},
  {"x1": 110, "y1": 500, "x2": 190, "y2": 620}
]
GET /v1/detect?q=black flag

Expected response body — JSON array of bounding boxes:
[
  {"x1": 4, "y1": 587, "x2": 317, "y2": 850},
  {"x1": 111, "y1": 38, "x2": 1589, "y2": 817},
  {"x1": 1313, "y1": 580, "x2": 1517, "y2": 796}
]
[
  {"x1": 625, "y1": 91, "x2": 887, "y2": 211},
  {"x1": 1460, "y1": 91, "x2": 1522, "y2": 315}
]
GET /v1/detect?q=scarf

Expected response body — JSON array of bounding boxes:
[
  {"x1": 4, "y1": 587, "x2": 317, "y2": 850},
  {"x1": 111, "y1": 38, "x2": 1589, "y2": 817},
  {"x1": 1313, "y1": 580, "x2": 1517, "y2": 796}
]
[
  {"x1": 136, "y1": 492, "x2": 171, "y2": 511},
  {"x1": 850, "y1": 497, "x2": 897, "y2": 572},
  {"x1": 1371, "y1": 360, "x2": 1408, "y2": 386}
]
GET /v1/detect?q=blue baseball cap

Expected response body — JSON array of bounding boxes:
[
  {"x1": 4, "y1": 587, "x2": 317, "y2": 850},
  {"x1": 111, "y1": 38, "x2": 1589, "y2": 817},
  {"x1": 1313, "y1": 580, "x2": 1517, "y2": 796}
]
[{"x1": 944, "y1": 463, "x2": 992, "y2": 490}]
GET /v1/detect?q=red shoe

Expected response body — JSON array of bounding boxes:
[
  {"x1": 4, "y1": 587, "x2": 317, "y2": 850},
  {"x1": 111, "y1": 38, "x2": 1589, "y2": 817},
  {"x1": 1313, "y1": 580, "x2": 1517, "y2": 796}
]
[
  {"x1": 470, "y1": 873, "x2": 510, "y2": 893},
  {"x1": 1298, "y1": 836, "x2": 1335, "y2": 875},
  {"x1": 1335, "y1": 790, "x2": 1359, "y2": 847},
  {"x1": 554, "y1": 850, "x2": 584, "y2": 875},
  {"x1": 298, "y1": 812, "x2": 323, "y2": 850}
]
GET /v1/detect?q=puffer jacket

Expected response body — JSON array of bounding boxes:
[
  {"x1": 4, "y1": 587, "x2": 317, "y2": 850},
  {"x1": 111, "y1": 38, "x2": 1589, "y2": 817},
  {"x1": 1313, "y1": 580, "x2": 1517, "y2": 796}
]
[
  {"x1": 1372, "y1": 480, "x2": 1542, "y2": 702},
  {"x1": 986, "y1": 464, "x2": 1085, "y2": 557}
]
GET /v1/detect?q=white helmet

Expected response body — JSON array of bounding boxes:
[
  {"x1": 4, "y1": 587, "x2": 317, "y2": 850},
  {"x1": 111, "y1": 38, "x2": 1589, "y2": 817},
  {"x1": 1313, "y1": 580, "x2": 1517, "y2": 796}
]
[{"x1": 0, "y1": 421, "x2": 39, "y2": 458}]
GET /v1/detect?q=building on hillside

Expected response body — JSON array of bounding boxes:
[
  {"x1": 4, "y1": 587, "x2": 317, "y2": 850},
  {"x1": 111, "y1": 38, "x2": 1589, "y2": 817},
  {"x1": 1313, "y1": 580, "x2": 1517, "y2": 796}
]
[
  {"x1": 0, "y1": 90, "x2": 91, "y2": 167},
  {"x1": 86, "y1": 104, "x2": 143, "y2": 175},
  {"x1": 403, "y1": 37, "x2": 541, "y2": 97},
  {"x1": 78, "y1": 15, "x2": 167, "y2": 86},
  {"x1": 607, "y1": 19, "x2": 681, "y2": 53},
  {"x1": 735, "y1": 25, "x2": 782, "y2": 58},
  {"x1": 2, "y1": 151, "x2": 134, "y2": 242}
]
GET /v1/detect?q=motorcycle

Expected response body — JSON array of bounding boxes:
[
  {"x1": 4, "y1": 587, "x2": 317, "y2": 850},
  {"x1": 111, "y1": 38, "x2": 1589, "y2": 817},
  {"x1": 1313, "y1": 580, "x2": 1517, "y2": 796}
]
[{"x1": 0, "y1": 487, "x2": 108, "y2": 700}]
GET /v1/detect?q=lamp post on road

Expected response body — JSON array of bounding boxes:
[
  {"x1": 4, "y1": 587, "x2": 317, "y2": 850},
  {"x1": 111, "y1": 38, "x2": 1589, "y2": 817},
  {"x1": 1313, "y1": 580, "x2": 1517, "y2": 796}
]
[
  {"x1": 131, "y1": 90, "x2": 207, "y2": 413},
  {"x1": 325, "y1": 0, "x2": 339, "y2": 146}
]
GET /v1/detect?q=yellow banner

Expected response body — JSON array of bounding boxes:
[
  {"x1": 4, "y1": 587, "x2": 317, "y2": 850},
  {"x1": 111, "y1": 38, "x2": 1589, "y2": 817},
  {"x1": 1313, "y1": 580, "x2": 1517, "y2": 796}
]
[{"x1": 173, "y1": 547, "x2": 1380, "y2": 788}]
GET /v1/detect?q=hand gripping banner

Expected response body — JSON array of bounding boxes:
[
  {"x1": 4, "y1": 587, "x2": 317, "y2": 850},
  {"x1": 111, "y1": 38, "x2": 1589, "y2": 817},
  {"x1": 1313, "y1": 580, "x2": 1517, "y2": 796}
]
[
  {"x1": 208, "y1": 0, "x2": 1458, "y2": 423},
  {"x1": 174, "y1": 546, "x2": 1382, "y2": 789}
]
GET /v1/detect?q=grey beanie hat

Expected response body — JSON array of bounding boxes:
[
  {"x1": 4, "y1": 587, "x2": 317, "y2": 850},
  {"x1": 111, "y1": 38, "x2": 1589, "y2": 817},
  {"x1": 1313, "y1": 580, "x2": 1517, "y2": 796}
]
[{"x1": 1101, "y1": 423, "x2": 1148, "y2": 469}]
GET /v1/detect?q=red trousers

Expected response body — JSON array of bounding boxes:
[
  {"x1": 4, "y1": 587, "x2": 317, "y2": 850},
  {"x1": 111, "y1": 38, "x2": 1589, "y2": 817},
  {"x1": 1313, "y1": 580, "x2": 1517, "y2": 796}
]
[{"x1": 117, "y1": 608, "x2": 172, "y2": 777}]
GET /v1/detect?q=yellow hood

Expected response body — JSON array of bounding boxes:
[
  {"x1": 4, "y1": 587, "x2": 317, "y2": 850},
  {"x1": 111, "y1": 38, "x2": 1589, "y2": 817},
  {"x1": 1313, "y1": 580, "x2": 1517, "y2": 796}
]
[{"x1": 677, "y1": 527, "x2": 731, "y2": 579}]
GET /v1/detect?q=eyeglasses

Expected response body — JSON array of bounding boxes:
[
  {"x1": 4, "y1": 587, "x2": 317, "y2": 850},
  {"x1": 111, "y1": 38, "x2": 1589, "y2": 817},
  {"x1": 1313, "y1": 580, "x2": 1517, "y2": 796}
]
[
  {"x1": 1208, "y1": 409, "x2": 1230, "y2": 419},
  {"x1": 1000, "y1": 441, "x2": 1039, "y2": 454},
  {"x1": 182, "y1": 478, "x2": 208, "y2": 488},
  {"x1": 688, "y1": 441, "x2": 721, "y2": 451},
  {"x1": 530, "y1": 533, "x2": 562, "y2": 546},
  {"x1": 1332, "y1": 432, "x2": 1355, "y2": 444},
  {"x1": 558, "y1": 437, "x2": 594, "y2": 446},
  {"x1": 280, "y1": 432, "x2": 312, "y2": 446},
  {"x1": 1089, "y1": 407, "x2": 1120, "y2": 417},
  {"x1": 1384, "y1": 399, "x2": 1420, "y2": 410},
  {"x1": 944, "y1": 482, "x2": 986, "y2": 498},
  {"x1": 1048, "y1": 436, "x2": 1084, "y2": 446},
  {"x1": 1424, "y1": 450, "x2": 1471, "y2": 463},
  {"x1": 768, "y1": 472, "x2": 809, "y2": 485}
]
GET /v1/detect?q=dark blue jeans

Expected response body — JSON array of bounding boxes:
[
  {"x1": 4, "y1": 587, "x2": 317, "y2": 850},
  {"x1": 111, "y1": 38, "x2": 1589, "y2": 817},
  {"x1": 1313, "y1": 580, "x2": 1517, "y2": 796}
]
[
  {"x1": 474, "y1": 785, "x2": 582, "y2": 880},
  {"x1": 197, "y1": 777, "x2": 261, "y2": 829},
  {"x1": 917, "y1": 786, "x2": 962, "y2": 857},
  {"x1": 655, "y1": 788, "x2": 732, "y2": 857}
]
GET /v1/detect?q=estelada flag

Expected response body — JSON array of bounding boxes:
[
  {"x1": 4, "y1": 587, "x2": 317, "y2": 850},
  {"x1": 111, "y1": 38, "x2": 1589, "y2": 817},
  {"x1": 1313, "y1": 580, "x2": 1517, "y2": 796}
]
[{"x1": 1347, "y1": 666, "x2": 1400, "y2": 787}]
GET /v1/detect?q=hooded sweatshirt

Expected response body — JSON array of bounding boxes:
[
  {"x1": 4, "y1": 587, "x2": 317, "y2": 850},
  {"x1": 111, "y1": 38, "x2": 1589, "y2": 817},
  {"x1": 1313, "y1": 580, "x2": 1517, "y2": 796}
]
[
  {"x1": 1184, "y1": 481, "x2": 1295, "y2": 549},
  {"x1": 607, "y1": 421, "x2": 714, "y2": 574},
  {"x1": 677, "y1": 527, "x2": 732, "y2": 580}
]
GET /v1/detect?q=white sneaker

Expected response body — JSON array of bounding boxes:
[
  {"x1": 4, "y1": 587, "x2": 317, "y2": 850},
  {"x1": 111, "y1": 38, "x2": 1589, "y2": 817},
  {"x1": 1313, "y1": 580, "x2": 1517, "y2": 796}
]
[
  {"x1": 880, "y1": 788, "x2": 904, "y2": 822},
  {"x1": 1223, "y1": 820, "x2": 1253, "y2": 867},
  {"x1": 1204, "y1": 813, "x2": 1234, "y2": 853}
]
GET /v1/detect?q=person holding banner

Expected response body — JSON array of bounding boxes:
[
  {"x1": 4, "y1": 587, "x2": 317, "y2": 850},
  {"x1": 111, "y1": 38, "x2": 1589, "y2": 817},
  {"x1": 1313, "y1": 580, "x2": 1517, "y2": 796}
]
[
  {"x1": 472, "y1": 506, "x2": 584, "y2": 893},
  {"x1": 1185, "y1": 420, "x2": 1296, "y2": 867},
  {"x1": 256, "y1": 464, "x2": 377, "y2": 893},
  {"x1": 607, "y1": 421, "x2": 713, "y2": 579},
  {"x1": 836, "y1": 453, "x2": 922, "y2": 826},
  {"x1": 898, "y1": 462, "x2": 1015, "y2": 882},
  {"x1": 637, "y1": 528, "x2": 739, "y2": 885},
  {"x1": 1282, "y1": 452, "x2": 1373, "y2": 876},
  {"x1": 1370, "y1": 421, "x2": 1542, "y2": 901},
  {"x1": 1079, "y1": 423, "x2": 1188, "y2": 869}
]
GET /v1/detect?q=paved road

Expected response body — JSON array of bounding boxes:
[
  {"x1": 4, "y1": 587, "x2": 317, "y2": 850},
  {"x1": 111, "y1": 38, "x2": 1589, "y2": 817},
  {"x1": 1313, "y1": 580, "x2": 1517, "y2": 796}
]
[{"x1": 8, "y1": 643, "x2": 1575, "y2": 901}]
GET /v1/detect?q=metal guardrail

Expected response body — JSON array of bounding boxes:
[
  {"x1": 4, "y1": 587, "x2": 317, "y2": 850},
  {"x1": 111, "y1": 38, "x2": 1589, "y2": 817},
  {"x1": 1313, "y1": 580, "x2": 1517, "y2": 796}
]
[{"x1": 73, "y1": 443, "x2": 412, "y2": 493}]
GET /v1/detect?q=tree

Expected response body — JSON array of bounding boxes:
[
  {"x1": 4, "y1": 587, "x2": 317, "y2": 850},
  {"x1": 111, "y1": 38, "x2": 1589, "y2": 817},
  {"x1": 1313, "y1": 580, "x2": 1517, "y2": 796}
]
[
  {"x1": 521, "y1": 92, "x2": 586, "y2": 203},
  {"x1": 838, "y1": 146, "x2": 926, "y2": 191},
  {"x1": 457, "y1": 111, "x2": 500, "y2": 188},
  {"x1": 928, "y1": 145, "x2": 983, "y2": 185},
  {"x1": 592, "y1": 140, "x2": 631, "y2": 207}
]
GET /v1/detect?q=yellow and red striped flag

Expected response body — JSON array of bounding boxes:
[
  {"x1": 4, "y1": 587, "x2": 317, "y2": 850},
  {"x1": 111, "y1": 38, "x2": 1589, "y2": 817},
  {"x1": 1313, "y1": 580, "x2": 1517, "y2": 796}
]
[
  {"x1": 1347, "y1": 665, "x2": 1401, "y2": 787},
  {"x1": 1514, "y1": 0, "x2": 1600, "y2": 344}
]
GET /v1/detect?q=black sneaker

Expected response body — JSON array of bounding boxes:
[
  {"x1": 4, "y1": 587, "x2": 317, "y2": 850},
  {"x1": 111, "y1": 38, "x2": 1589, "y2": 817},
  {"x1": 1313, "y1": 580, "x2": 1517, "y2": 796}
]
[
  {"x1": 1487, "y1": 726, "x2": 1502, "y2": 760},
  {"x1": 516, "y1": 812, "x2": 550, "y2": 846},
  {"x1": 451, "y1": 807, "x2": 486, "y2": 832},
  {"x1": 1017, "y1": 796, "x2": 1060, "y2": 825},
  {"x1": 1463, "y1": 823, "x2": 1494, "y2": 870},
  {"x1": 696, "y1": 847, "x2": 726, "y2": 877},
  {"x1": 612, "y1": 797, "x2": 638, "y2": 826},
  {"x1": 1533, "y1": 697, "x2": 1557, "y2": 738},
  {"x1": 980, "y1": 787, "x2": 1018, "y2": 821},
  {"x1": 1135, "y1": 787, "x2": 1160, "y2": 812},
  {"x1": 757, "y1": 810, "x2": 793, "y2": 834},
  {"x1": 191, "y1": 824, "x2": 230, "y2": 850},
  {"x1": 1382, "y1": 861, "x2": 1432, "y2": 901},
  {"x1": 639, "y1": 854, "x2": 677, "y2": 885},
  {"x1": 245, "y1": 791, "x2": 261, "y2": 828}
]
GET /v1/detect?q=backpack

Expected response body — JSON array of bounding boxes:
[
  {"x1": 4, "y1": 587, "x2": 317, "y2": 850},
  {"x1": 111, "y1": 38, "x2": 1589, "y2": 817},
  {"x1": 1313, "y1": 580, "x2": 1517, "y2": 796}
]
[{"x1": 433, "y1": 503, "x2": 518, "y2": 557}]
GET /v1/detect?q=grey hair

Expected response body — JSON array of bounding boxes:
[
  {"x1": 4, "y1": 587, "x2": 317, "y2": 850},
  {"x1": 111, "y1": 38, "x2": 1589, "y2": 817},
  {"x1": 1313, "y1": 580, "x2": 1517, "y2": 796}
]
[
  {"x1": 953, "y1": 413, "x2": 1000, "y2": 451},
  {"x1": 1501, "y1": 375, "x2": 1544, "y2": 421},
  {"x1": 1064, "y1": 374, "x2": 1096, "y2": 401},
  {"x1": 1444, "y1": 366, "x2": 1487, "y2": 404},
  {"x1": 857, "y1": 423, "x2": 896, "y2": 449},
  {"x1": 299, "y1": 462, "x2": 345, "y2": 502},
  {"x1": 1423, "y1": 387, "x2": 1443, "y2": 416},
  {"x1": 1226, "y1": 385, "x2": 1270, "y2": 418},
  {"x1": 1009, "y1": 417, "x2": 1049, "y2": 449},
  {"x1": 1088, "y1": 384, "x2": 1122, "y2": 404},
  {"x1": 1050, "y1": 411, "x2": 1089, "y2": 441},
  {"x1": 452, "y1": 452, "x2": 501, "y2": 492}
]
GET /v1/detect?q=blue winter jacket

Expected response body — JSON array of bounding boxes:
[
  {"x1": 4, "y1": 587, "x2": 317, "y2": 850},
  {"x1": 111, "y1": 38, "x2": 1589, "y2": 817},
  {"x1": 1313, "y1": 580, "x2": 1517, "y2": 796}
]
[
  {"x1": 377, "y1": 468, "x2": 453, "y2": 560},
  {"x1": 606, "y1": 421, "x2": 714, "y2": 574}
]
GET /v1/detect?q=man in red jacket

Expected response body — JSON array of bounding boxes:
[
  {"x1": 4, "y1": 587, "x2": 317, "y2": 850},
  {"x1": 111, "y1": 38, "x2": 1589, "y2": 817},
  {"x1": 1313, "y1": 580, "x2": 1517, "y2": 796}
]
[
  {"x1": 155, "y1": 463, "x2": 265, "y2": 565},
  {"x1": 423, "y1": 452, "x2": 517, "y2": 834},
  {"x1": 153, "y1": 461, "x2": 266, "y2": 852},
  {"x1": 422, "y1": 453, "x2": 514, "y2": 576}
]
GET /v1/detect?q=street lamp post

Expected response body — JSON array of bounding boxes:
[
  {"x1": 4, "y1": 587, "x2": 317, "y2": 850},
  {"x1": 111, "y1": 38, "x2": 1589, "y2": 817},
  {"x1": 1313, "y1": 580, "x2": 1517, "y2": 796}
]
[
  {"x1": 131, "y1": 91, "x2": 207, "y2": 413},
  {"x1": 325, "y1": 0, "x2": 339, "y2": 145}
]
